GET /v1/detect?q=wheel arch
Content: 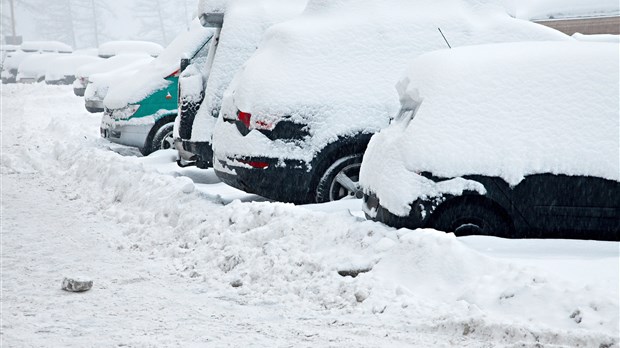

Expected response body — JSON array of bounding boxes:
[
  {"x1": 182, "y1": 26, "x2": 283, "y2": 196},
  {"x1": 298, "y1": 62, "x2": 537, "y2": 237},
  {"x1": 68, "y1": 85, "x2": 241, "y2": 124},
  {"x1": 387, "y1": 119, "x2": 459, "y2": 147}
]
[
  {"x1": 142, "y1": 112, "x2": 178, "y2": 154},
  {"x1": 426, "y1": 193, "x2": 515, "y2": 235}
]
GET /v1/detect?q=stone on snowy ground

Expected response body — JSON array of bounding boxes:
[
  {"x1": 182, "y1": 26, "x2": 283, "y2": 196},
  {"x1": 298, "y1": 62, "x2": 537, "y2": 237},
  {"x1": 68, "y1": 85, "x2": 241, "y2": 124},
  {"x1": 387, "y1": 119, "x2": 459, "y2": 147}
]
[{"x1": 61, "y1": 278, "x2": 93, "y2": 292}]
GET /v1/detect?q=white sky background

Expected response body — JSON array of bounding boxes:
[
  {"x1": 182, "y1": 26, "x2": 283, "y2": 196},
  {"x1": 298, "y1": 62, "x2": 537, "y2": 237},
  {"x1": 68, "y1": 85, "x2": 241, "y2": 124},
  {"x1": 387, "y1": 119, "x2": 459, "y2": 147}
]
[{"x1": 4, "y1": 0, "x2": 199, "y2": 48}]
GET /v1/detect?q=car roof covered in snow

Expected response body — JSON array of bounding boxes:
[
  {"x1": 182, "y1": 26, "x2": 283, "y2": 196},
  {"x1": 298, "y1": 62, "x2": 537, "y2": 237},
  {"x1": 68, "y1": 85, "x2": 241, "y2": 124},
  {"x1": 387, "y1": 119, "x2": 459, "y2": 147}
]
[
  {"x1": 20, "y1": 41, "x2": 73, "y2": 53},
  {"x1": 360, "y1": 41, "x2": 620, "y2": 217},
  {"x1": 45, "y1": 55, "x2": 103, "y2": 81},
  {"x1": 76, "y1": 53, "x2": 155, "y2": 79},
  {"x1": 97, "y1": 41, "x2": 164, "y2": 58}
]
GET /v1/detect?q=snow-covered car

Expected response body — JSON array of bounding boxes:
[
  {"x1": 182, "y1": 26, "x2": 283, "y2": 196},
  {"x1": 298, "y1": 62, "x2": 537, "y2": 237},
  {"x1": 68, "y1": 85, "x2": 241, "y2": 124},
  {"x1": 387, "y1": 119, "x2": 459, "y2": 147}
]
[
  {"x1": 100, "y1": 20, "x2": 213, "y2": 155},
  {"x1": 97, "y1": 41, "x2": 164, "y2": 58},
  {"x1": 16, "y1": 53, "x2": 63, "y2": 83},
  {"x1": 361, "y1": 41, "x2": 619, "y2": 240},
  {"x1": 44, "y1": 54, "x2": 102, "y2": 85},
  {"x1": 73, "y1": 53, "x2": 154, "y2": 96},
  {"x1": 84, "y1": 59, "x2": 154, "y2": 113},
  {"x1": 1, "y1": 41, "x2": 72, "y2": 83},
  {"x1": 1, "y1": 44, "x2": 19, "y2": 70},
  {"x1": 177, "y1": 0, "x2": 309, "y2": 168},
  {"x1": 210, "y1": 0, "x2": 569, "y2": 204}
]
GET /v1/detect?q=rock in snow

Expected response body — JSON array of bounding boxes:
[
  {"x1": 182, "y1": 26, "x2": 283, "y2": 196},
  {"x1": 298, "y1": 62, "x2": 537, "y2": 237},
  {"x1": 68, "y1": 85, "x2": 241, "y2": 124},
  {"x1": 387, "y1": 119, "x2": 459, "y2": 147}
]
[{"x1": 61, "y1": 278, "x2": 93, "y2": 292}]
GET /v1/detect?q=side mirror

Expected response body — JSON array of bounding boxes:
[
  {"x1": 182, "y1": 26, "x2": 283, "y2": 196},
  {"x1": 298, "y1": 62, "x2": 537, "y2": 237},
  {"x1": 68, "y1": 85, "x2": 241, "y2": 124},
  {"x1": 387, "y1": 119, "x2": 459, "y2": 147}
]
[
  {"x1": 199, "y1": 13, "x2": 224, "y2": 28},
  {"x1": 180, "y1": 58, "x2": 191, "y2": 73}
]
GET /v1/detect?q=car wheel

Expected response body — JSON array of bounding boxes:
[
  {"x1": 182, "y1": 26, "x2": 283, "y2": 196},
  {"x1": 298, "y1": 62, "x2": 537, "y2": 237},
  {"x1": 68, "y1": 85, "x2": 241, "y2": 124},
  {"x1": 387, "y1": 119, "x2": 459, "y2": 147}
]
[
  {"x1": 141, "y1": 122, "x2": 175, "y2": 156},
  {"x1": 431, "y1": 202, "x2": 513, "y2": 237},
  {"x1": 315, "y1": 154, "x2": 364, "y2": 203}
]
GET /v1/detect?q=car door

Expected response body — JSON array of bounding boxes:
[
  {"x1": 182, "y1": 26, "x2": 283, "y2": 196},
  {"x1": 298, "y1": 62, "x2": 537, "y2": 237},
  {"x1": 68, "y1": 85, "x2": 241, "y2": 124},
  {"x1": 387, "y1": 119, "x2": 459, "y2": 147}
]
[{"x1": 507, "y1": 174, "x2": 619, "y2": 240}]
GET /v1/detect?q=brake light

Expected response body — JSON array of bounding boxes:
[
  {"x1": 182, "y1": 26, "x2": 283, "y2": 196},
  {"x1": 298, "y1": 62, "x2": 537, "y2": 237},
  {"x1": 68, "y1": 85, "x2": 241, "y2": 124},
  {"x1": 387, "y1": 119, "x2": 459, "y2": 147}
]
[
  {"x1": 238, "y1": 111, "x2": 251, "y2": 128},
  {"x1": 239, "y1": 160, "x2": 269, "y2": 169}
]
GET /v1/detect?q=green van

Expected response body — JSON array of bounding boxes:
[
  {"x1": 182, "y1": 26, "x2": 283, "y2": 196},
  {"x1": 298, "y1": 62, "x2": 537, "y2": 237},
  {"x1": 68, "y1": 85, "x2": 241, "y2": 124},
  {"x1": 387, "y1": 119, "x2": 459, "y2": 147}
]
[{"x1": 101, "y1": 21, "x2": 213, "y2": 156}]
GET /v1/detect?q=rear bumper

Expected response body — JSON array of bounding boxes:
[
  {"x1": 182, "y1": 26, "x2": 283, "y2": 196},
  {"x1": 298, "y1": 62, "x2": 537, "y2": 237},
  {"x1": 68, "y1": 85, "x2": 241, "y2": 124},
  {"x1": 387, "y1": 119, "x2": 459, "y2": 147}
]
[{"x1": 214, "y1": 155, "x2": 315, "y2": 204}]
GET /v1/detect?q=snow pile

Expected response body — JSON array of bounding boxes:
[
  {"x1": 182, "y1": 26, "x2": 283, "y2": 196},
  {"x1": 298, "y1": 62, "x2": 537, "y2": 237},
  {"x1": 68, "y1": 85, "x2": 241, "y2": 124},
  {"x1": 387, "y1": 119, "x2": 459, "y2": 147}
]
[
  {"x1": 189, "y1": 0, "x2": 309, "y2": 142},
  {"x1": 44, "y1": 55, "x2": 102, "y2": 81},
  {"x1": 197, "y1": 0, "x2": 229, "y2": 14},
  {"x1": 211, "y1": 0, "x2": 569, "y2": 162},
  {"x1": 360, "y1": 41, "x2": 619, "y2": 217},
  {"x1": 573, "y1": 32, "x2": 620, "y2": 42},
  {"x1": 1, "y1": 84, "x2": 618, "y2": 346},
  {"x1": 103, "y1": 20, "x2": 213, "y2": 110},
  {"x1": 514, "y1": 0, "x2": 619, "y2": 20},
  {"x1": 97, "y1": 41, "x2": 164, "y2": 58}
]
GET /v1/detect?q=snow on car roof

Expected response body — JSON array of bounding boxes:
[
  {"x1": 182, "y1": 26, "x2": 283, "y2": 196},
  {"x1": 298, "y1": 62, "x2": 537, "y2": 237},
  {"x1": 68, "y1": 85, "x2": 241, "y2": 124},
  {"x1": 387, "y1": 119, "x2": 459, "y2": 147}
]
[
  {"x1": 190, "y1": 0, "x2": 308, "y2": 142},
  {"x1": 20, "y1": 41, "x2": 73, "y2": 53},
  {"x1": 97, "y1": 41, "x2": 164, "y2": 58},
  {"x1": 209, "y1": 0, "x2": 569, "y2": 160},
  {"x1": 514, "y1": 0, "x2": 619, "y2": 20},
  {"x1": 76, "y1": 53, "x2": 155, "y2": 79},
  {"x1": 45, "y1": 55, "x2": 103, "y2": 81},
  {"x1": 360, "y1": 41, "x2": 619, "y2": 217},
  {"x1": 103, "y1": 19, "x2": 214, "y2": 110}
]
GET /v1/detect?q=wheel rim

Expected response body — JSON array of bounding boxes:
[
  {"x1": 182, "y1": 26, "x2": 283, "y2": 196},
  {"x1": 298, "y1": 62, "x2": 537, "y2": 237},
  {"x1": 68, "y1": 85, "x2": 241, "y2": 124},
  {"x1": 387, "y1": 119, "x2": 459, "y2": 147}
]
[
  {"x1": 453, "y1": 217, "x2": 485, "y2": 236},
  {"x1": 329, "y1": 163, "x2": 362, "y2": 201},
  {"x1": 159, "y1": 130, "x2": 175, "y2": 150}
]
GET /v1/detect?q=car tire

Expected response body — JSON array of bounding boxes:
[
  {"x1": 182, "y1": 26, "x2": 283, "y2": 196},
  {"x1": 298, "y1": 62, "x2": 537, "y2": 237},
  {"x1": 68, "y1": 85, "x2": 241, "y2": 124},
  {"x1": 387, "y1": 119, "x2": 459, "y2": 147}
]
[
  {"x1": 141, "y1": 122, "x2": 175, "y2": 156},
  {"x1": 431, "y1": 201, "x2": 513, "y2": 237},
  {"x1": 315, "y1": 154, "x2": 364, "y2": 203}
]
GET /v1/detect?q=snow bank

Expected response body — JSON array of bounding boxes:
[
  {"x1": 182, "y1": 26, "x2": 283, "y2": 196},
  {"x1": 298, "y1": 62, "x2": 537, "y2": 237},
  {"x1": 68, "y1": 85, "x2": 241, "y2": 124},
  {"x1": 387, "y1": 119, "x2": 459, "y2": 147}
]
[
  {"x1": 1, "y1": 84, "x2": 618, "y2": 347},
  {"x1": 514, "y1": 0, "x2": 619, "y2": 20},
  {"x1": 97, "y1": 41, "x2": 164, "y2": 58},
  {"x1": 44, "y1": 55, "x2": 102, "y2": 81},
  {"x1": 103, "y1": 20, "x2": 213, "y2": 110},
  {"x1": 211, "y1": 0, "x2": 569, "y2": 162},
  {"x1": 189, "y1": 0, "x2": 309, "y2": 142},
  {"x1": 360, "y1": 41, "x2": 619, "y2": 217},
  {"x1": 573, "y1": 32, "x2": 620, "y2": 42}
]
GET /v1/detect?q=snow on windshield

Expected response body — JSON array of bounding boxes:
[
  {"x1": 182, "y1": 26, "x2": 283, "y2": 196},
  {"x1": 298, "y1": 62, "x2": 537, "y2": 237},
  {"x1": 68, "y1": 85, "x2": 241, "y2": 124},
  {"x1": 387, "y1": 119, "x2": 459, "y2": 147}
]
[
  {"x1": 189, "y1": 0, "x2": 308, "y2": 142},
  {"x1": 103, "y1": 20, "x2": 213, "y2": 110},
  {"x1": 360, "y1": 41, "x2": 619, "y2": 217},
  {"x1": 97, "y1": 41, "x2": 164, "y2": 58}
]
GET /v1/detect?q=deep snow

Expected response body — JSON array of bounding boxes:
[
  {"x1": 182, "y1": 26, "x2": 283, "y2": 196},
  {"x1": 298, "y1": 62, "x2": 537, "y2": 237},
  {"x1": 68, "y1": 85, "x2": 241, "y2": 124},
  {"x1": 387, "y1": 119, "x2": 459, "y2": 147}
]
[{"x1": 1, "y1": 84, "x2": 619, "y2": 346}]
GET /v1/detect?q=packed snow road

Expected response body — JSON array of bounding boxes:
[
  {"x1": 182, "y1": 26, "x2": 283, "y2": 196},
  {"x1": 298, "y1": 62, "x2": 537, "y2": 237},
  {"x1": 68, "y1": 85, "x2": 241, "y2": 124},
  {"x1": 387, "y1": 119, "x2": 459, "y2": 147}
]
[{"x1": 1, "y1": 84, "x2": 618, "y2": 347}]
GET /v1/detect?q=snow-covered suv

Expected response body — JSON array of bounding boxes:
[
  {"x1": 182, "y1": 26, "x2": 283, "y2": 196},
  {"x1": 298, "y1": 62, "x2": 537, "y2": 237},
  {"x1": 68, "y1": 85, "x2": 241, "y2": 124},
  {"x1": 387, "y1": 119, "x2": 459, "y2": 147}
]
[
  {"x1": 361, "y1": 41, "x2": 619, "y2": 240},
  {"x1": 211, "y1": 0, "x2": 569, "y2": 204}
]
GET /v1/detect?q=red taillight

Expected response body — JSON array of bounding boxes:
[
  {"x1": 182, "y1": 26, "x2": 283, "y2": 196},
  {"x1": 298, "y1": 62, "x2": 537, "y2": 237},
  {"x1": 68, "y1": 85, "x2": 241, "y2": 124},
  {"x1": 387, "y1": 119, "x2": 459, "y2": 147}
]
[
  {"x1": 239, "y1": 160, "x2": 269, "y2": 169},
  {"x1": 238, "y1": 111, "x2": 251, "y2": 128}
]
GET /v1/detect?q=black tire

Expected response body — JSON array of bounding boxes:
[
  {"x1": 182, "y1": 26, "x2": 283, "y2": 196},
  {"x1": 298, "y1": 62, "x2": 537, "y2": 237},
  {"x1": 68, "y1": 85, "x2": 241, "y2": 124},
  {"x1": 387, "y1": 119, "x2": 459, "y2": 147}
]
[
  {"x1": 315, "y1": 154, "x2": 364, "y2": 203},
  {"x1": 431, "y1": 201, "x2": 513, "y2": 237},
  {"x1": 141, "y1": 122, "x2": 175, "y2": 156}
]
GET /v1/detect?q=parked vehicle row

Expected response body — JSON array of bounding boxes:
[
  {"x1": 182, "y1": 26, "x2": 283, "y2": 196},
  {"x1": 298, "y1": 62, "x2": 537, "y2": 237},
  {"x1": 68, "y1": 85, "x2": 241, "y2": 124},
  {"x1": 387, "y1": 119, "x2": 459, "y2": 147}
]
[{"x1": 93, "y1": 0, "x2": 620, "y2": 240}]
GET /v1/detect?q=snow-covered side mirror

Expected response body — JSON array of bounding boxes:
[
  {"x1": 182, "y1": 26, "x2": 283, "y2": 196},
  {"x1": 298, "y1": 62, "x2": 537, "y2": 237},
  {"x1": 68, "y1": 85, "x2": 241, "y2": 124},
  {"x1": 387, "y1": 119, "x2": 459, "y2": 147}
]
[
  {"x1": 180, "y1": 58, "x2": 191, "y2": 73},
  {"x1": 200, "y1": 13, "x2": 224, "y2": 28}
]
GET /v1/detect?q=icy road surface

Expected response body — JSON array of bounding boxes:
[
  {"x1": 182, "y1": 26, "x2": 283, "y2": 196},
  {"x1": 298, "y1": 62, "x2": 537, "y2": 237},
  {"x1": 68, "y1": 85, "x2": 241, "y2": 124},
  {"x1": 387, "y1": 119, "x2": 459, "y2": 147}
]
[{"x1": 1, "y1": 84, "x2": 618, "y2": 347}]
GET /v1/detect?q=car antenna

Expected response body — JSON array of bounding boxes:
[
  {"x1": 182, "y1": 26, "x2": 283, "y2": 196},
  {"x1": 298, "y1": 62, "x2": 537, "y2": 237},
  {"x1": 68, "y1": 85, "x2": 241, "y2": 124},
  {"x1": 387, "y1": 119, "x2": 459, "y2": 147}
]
[{"x1": 437, "y1": 27, "x2": 452, "y2": 49}]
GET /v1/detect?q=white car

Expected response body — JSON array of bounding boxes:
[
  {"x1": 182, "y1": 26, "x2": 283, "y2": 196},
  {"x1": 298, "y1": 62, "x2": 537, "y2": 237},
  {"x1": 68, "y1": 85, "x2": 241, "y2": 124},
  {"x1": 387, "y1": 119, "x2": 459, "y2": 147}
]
[
  {"x1": 2, "y1": 41, "x2": 73, "y2": 83},
  {"x1": 16, "y1": 53, "x2": 63, "y2": 83},
  {"x1": 45, "y1": 54, "x2": 103, "y2": 85}
]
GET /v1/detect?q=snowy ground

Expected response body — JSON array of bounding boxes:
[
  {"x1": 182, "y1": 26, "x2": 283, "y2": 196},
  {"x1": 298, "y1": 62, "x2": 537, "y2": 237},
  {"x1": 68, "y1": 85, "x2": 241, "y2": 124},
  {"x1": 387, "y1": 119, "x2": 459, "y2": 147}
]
[{"x1": 1, "y1": 84, "x2": 618, "y2": 347}]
